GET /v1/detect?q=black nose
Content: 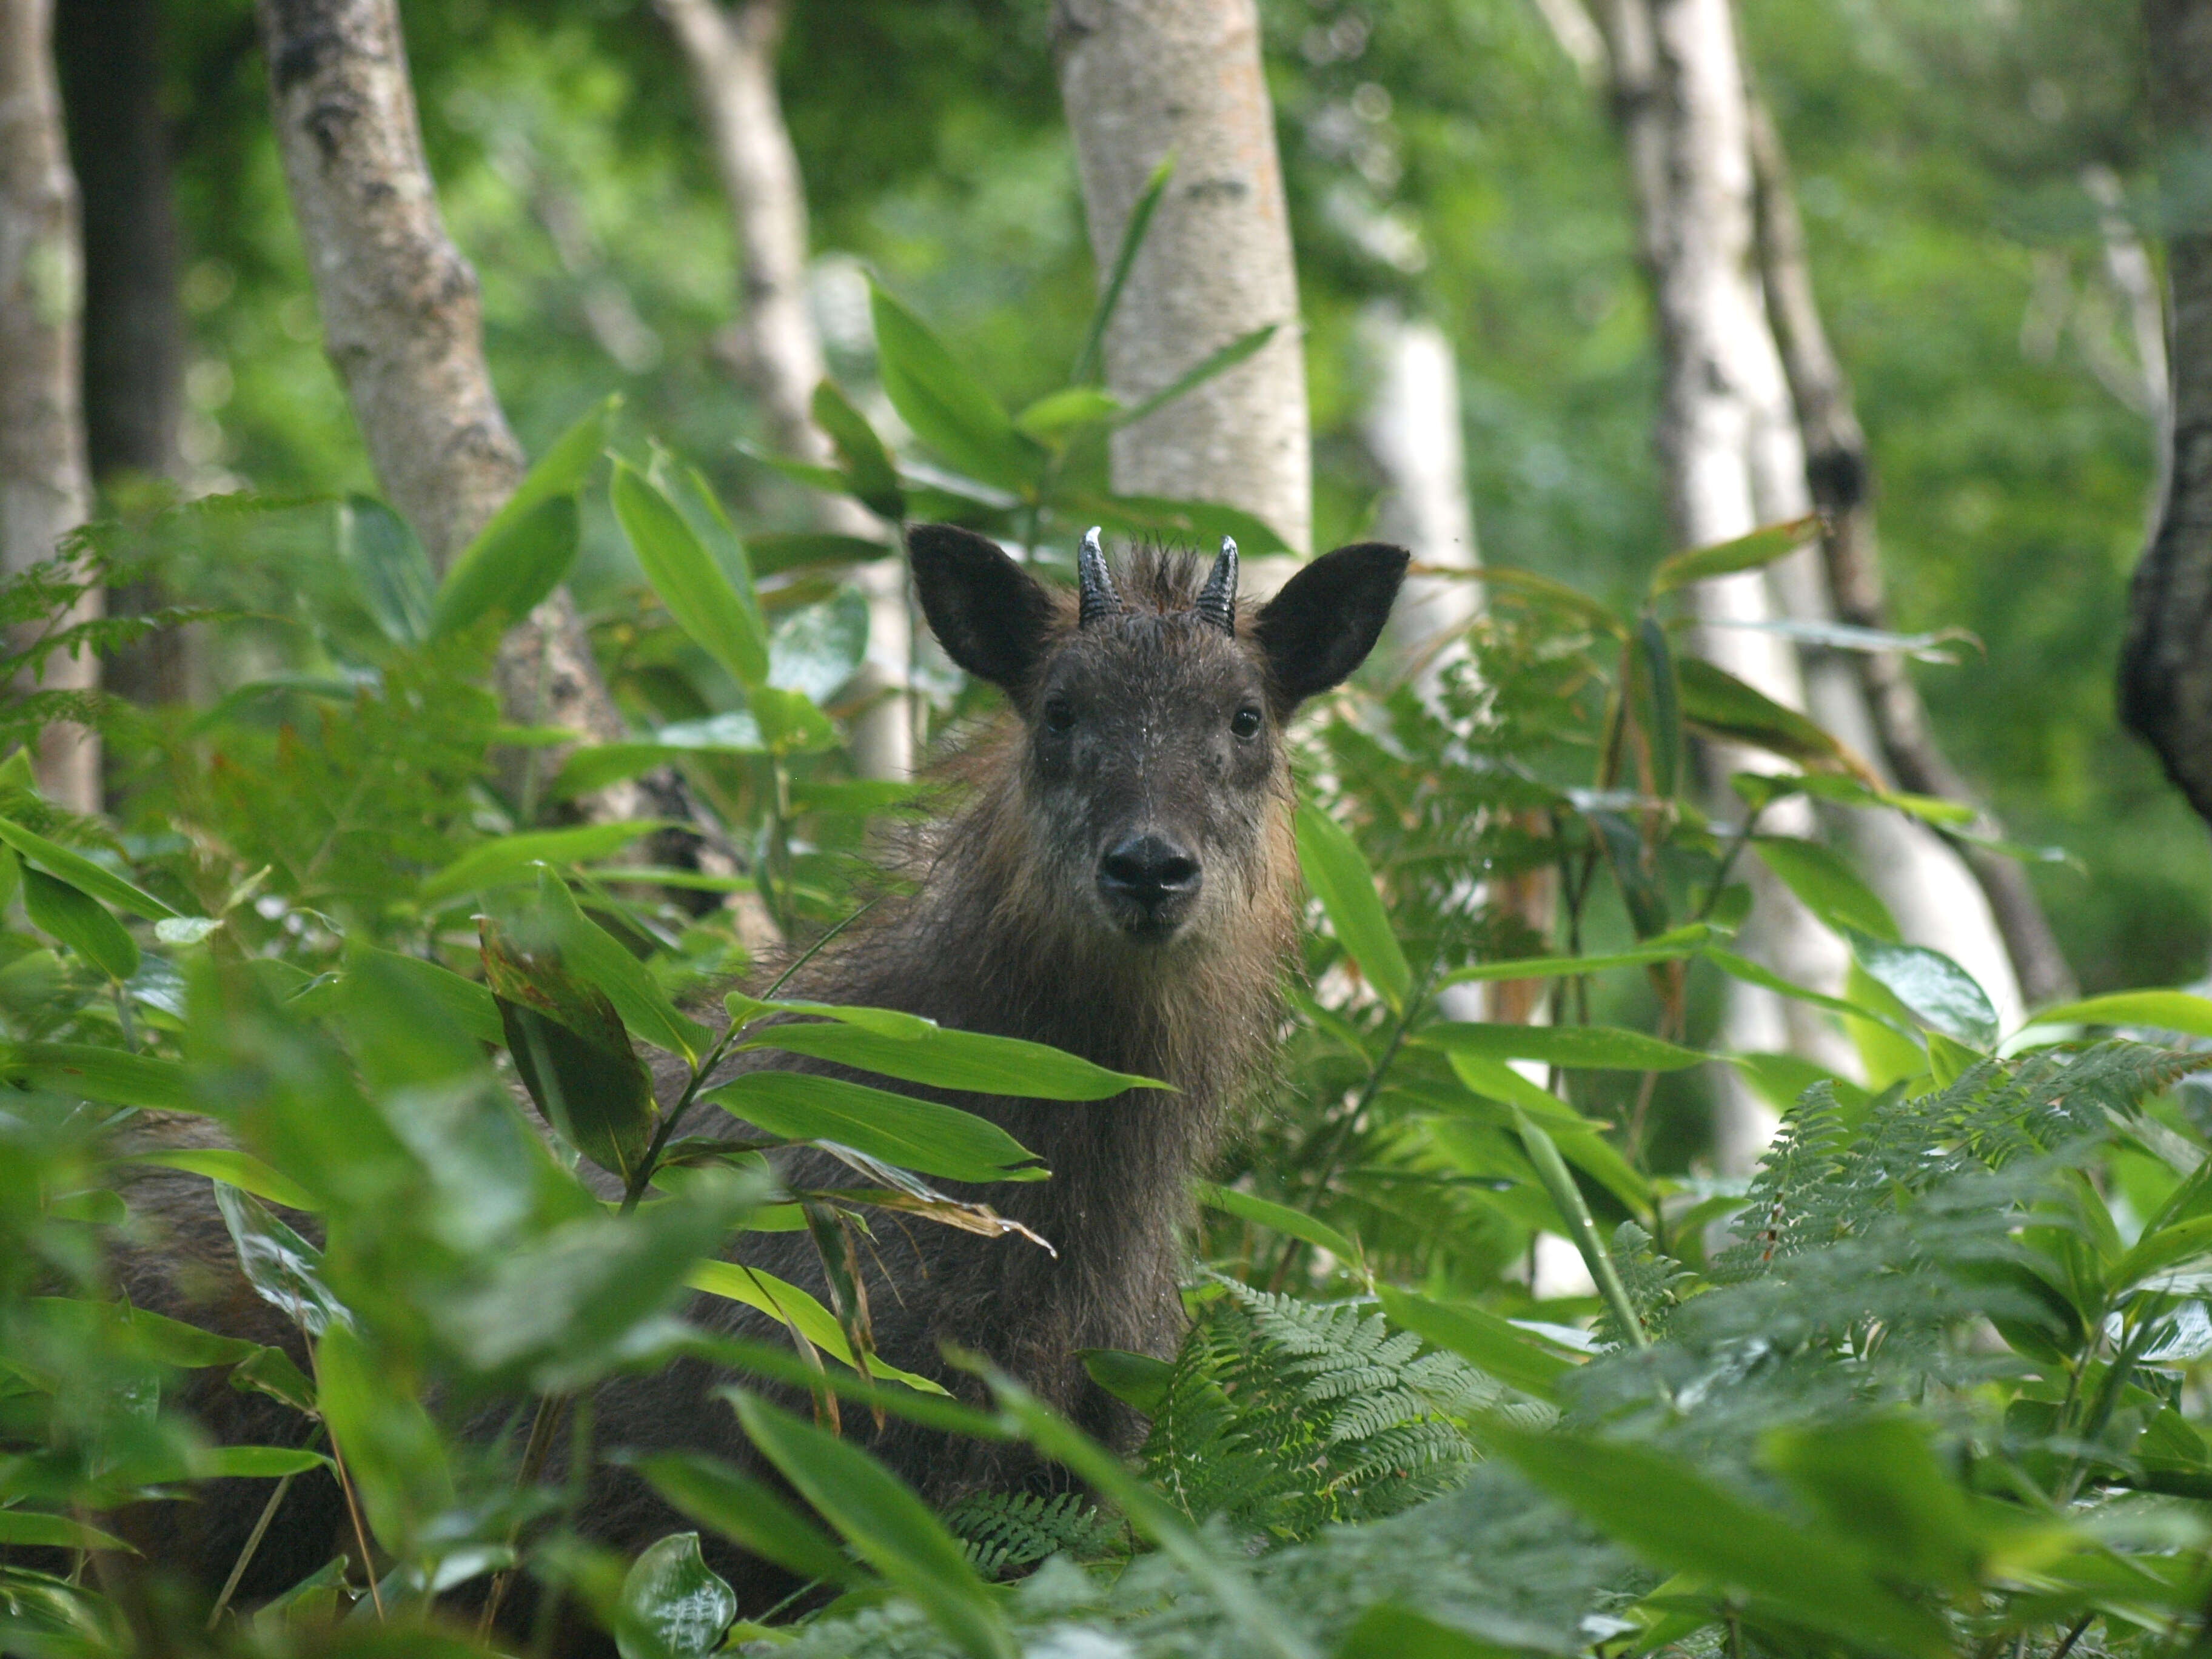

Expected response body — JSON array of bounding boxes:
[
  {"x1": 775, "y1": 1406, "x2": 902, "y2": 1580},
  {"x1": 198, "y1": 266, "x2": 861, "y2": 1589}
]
[{"x1": 1099, "y1": 833, "x2": 1202, "y2": 909}]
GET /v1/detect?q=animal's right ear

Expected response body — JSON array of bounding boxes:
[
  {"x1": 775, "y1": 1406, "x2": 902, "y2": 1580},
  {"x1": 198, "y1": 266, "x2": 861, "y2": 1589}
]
[{"x1": 908, "y1": 525, "x2": 1059, "y2": 695}]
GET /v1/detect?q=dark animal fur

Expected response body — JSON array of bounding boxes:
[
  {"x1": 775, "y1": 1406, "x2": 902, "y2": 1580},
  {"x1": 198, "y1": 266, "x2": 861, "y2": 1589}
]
[{"x1": 94, "y1": 530, "x2": 1407, "y2": 1641}]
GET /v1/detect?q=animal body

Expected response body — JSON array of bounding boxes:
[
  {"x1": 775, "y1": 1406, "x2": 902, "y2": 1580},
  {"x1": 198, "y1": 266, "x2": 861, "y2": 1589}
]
[{"x1": 102, "y1": 526, "x2": 1407, "y2": 1639}]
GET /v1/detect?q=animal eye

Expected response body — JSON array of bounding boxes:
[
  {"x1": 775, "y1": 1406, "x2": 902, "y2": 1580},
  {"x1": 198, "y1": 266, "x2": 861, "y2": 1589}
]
[
  {"x1": 1042, "y1": 697, "x2": 1076, "y2": 735},
  {"x1": 1231, "y1": 705, "x2": 1263, "y2": 739}
]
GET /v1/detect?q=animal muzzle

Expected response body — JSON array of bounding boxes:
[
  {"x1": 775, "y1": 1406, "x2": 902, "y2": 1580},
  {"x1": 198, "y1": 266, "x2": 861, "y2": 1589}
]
[{"x1": 1096, "y1": 832, "x2": 1202, "y2": 940}]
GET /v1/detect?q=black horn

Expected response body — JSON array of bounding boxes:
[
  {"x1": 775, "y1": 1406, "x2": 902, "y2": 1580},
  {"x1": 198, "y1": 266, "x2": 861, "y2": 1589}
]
[
  {"x1": 1196, "y1": 535, "x2": 1238, "y2": 634},
  {"x1": 1078, "y1": 526, "x2": 1121, "y2": 627}
]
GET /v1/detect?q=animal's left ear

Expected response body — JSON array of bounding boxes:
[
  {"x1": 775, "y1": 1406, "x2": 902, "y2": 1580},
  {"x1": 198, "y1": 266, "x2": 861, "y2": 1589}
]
[{"x1": 1253, "y1": 542, "x2": 1410, "y2": 708}]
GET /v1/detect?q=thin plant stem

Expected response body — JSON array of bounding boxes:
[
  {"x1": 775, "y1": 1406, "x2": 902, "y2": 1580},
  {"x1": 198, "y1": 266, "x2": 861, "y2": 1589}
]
[
  {"x1": 206, "y1": 1470, "x2": 297, "y2": 1631},
  {"x1": 2048, "y1": 1612, "x2": 2093, "y2": 1659}
]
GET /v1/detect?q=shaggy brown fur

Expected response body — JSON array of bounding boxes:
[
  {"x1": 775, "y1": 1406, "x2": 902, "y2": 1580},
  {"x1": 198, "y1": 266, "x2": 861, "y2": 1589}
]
[{"x1": 98, "y1": 528, "x2": 1407, "y2": 1644}]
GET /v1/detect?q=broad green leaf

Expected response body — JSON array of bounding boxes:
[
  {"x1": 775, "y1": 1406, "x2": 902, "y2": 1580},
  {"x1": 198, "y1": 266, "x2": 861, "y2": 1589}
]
[
  {"x1": 811, "y1": 380, "x2": 905, "y2": 519},
  {"x1": 481, "y1": 914, "x2": 656, "y2": 1184},
  {"x1": 1848, "y1": 931, "x2": 1999, "y2": 1051},
  {"x1": 420, "y1": 821, "x2": 669, "y2": 905},
  {"x1": 1421, "y1": 1022, "x2": 1706, "y2": 1071},
  {"x1": 1751, "y1": 836, "x2": 1899, "y2": 942},
  {"x1": 1509, "y1": 1107, "x2": 1646, "y2": 1345},
  {"x1": 746, "y1": 531, "x2": 896, "y2": 577},
  {"x1": 1441, "y1": 1054, "x2": 1652, "y2": 1210},
  {"x1": 870, "y1": 283, "x2": 1041, "y2": 492},
  {"x1": 702, "y1": 1070, "x2": 1045, "y2": 1185},
  {"x1": 1647, "y1": 515, "x2": 1818, "y2": 595},
  {"x1": 1115, "y1": 323, "x2": 1280, "y2": 428},
  {"x1": 23, "y1": 868, "x2": 137, "y2": 980},
  {"x1": 732, "y1": 440, "x2": 849, "y2": 498},
  {"x1": 153, "y1": 916, "x2": 222, "y2": 945},
  {"x1": 615, "y1": 1533, "x2": 736, "y2": 1659},
  {"x1": 639, "y1": 1453, "x2": 868, "y2": 1587},
  {"x1": 0, "y1": 816, "x2": 180, "y2": 919},
  {"x1": 1014, "y1": 385, "x2": 1121, "y2": 441},
  {"x1": 1195, "y1": 1181, "x2": 1359, "y2": 1262},
  {"x1": 122, "y1": 1150, "x2": 319, "y2": 1213},
  {"x1": 746, "y1": 686, "x2": 843, "y2": 757},
  {"x1": 1336, "y1": 1606, "x2": 1528, "y2": 1659},
  {"x1": 1489, "y1": 1426, "x2": 1951, "y2": 1659},
  {"x1": 1081, "y1": 1347, "x2": 1176, "y2": 1414},
  {"x1": 2026, "y1": 990, "x2": 2212, "y2": 1039},
  {"x1": 1295, "y1": 805, "x2": 1413, "y2": 1013},
  {"x1": 336, "y1": 494, "x2": 434, "y2": 646},
  {"x1": 0, "y1": 1511, "x2": 134, "y2": 1553},
  {"x1": 686, "y1": 1261, "x2": 945, "y2": 1394},
  {"x1": 427, "y1": 494, "x2": 580, "y2": 639},
  {"x1": 1845, "y1": 962, "x2": 1934, "y2": 1089},
  {"x1": 1633, "y1": 615, "x2": 1681, "y2": 801},
  {"x1": 733, "y1": 1391, "x2": 1016, "y2": 1659},
  {"x1": 1439, "y1": 927, "x2": 1715, "y2": 987},
  {"x1": 530, "y1": 867, "x2": 714, "y2": 1062},
  {"x1": 344, "y1": 947, "x2": 502, "y2": 1047},
  {"x1": 430, "y1": 395, "x2": 614, "y2": 636},
  {"x1": 1676, "y1": 656, "x2": 1871, "y2": 778},
  {"x1": 614, "y1": 459, "x2": 769, "y2": 688},
  {"x1": 28, "y1": 1295, "x2": 263, "y2": 1369},
  {"x1": 1737, "y1": 767, "x2": 1978, "y2": 828},
  {"x1": 1374, "y1": 1287, "x2": 1574, "y2": 1401},
  {"x1": 1076, "y1": 491, "x2": 1294, "y2": 558},
  {"x1": 735, "y1": 1019, "x2": 1160, "y2": 1101},
  {"x1": 1073, "y1": 150, "x2": 1173, "y2": 386},
  {"x1": 5, "y1": 1042, "x2": 191, "y2": 1110},
  {"x1": 190, "y1": 1445, "x2": 332, "y2": 1480},
  {"x1": 1706, "y1": 947, "x2": 1901, "y2": 1028},
  {"x1": 312, "y1": 1323, "x2": 454, "y2": 1558},
  {"x1": 726, "y1": 994, "x2": 936, "y2": 1040},
  {"x1": 2111, "y1": 1215, "x2": 2212, "y2": 1292}
]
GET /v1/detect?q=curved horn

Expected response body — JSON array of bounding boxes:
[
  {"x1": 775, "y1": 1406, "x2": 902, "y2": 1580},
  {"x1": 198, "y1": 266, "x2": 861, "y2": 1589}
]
[
  {"x1": 1196, "y1": 535, "x2": 1238, "y2": 634},
  {"x1": 1078, "y1": 526, "x2": 1121, "y2": 628}
]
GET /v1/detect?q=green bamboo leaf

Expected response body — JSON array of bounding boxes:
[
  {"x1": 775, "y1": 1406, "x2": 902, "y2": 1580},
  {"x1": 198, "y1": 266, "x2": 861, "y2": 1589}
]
[
  {"x1": 1295, "y1": 805, "x2": 1413, "y2": 1013},
  {"x1": 1461, "y1": 565, "x2": 1627, "y2": 637},
  {"x1": 811, "y1": 380, "x2": 905, "y2": 519},
  {"x1": 1488, "y1": 1426, "x2": 1951, "y2": 1659},
  {"x1": 531, "y1": 866, "x2": 715, "y2": 1062},
  {"x1": 734, "y1": 1018, "x2": 1161, "y2": 1100},
  {"x1": 5, "y1": 1042, "x2": 191, "y2": 1110},
  {"x1": 336, "y1": 494, "x2": 434, "y2": 646},
  {"x1": 686, "y1": 1261, "x2": 946, "y2": 1394},
  {"x1": 1439, "y1": 927, "x2": 1714, "y2": 987},
  {"x1": 1634, "y1": 614, "x2": 1681, "y2": 800},
  {"x1": 1373, "y1": 1286, "x2": 1573, "y2": 1401},
  {"x1": 121, "y1": 1150, "x2": 319, "y2": 1213},
  {"x1": 189, "y1": 1445, "x2": 333, "y2": 1480},
  {"x1": 418, "y1": 821, "x2": 671, "y2": 905},
  {"x1": 1073, "y1": 150, "x2": 1173, "y2": 386},
  {"x1": 23, "y1": 868, "x2": 138, "y2": 980},
  {"x1": 1420, "y1": 1022, "x2": 1706, "y2": 1071},
  {"x1": 1014, "y1": 385, "x2": 1121, "y2": 441},
  {"x1": 1114, "y1": 323, "x2": 1280, "y2": 428},
  {"x1": 0, "y1": 1510, "x2": 135, "y2": 1553},
  {"x1": 1508, "y1": 1107, "x2": 1646, "y2": 1346},
  {"x1": 1704, "y1": 947, "x2": 1900, "y2": 1028},
  {"x1": 1676, "y1": 656, "x2": 1872, "y2": 779},
  {"x1": 614, "y1": 459, "x2": 769, "y2": 688},
  {"x1": 869, "y1": 283, "x2": 1042, "y2": 491},
  {"x1": 1195, "y1": 1181, "x2": 1359, "y2": 1262},
  {"x1": 1647, "y1": 515, "x2": 1819, "y2": 595},
  {"x1": 1073, "y1": 491, "x2": 1295, "y2": 557},
  {"x1": 702, "y1": 1070, "x2": 1045, "y2": 1185},
  {"x1": 1751, "y1": 836, "x2": 1899, "y2": 942},
  {"x1": 2025, "y1": 990, "x2": 2212, "y2": 1039},
  {"x1": 343, "y1": 947, "x2": 503, "y2": 1047},
  {"x1": 0, "y1": 816, "x2": 179, "y2": 918},
  {"x1": 736, "y1": 1393, "x2": 1016, "y2": 1659},
  {"x1": 427, "y1": 494, "x2": 580, "y2": 639}
]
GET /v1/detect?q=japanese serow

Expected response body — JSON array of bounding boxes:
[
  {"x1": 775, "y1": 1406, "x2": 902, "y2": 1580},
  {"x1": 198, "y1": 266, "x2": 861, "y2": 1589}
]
[{"x1": 112, "y1": 525, "x2": 1407, "y2": 1631}]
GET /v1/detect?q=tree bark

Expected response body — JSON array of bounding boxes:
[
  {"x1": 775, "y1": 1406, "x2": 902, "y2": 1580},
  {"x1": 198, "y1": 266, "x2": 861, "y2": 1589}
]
[
  {"x1": 1744, "y1": 83, "x2": 2077, "y2": 1005},
  {"x1": 0, "y1": 0, "x2": 98, "y2": 810},
  {"x1": 1054, "y1": 0, "x2": 1312, "y2": 558},
  {"x1": 1361, "y1": 304, "x2": 1479, "y2": 677},
  {"x1": 2120, "y1": 0, "x2": 2212, "y2": 836},
  {"x1": 55, "y1": 0, "x2": 194, "y2": 709},
  {"x1": 655, "y1": 0, "x2": 909, "y2": 780},
  {"x1": 255, "y1": 0, "x2": 639, "y2": 814}
]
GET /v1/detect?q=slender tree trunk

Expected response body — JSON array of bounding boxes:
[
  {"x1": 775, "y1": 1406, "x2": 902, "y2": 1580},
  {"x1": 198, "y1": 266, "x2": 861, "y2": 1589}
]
[
  {"x1": 1054, "y1": 0, "x2": 1311, "y2": 558},
  {"x1": 0, "y1": 0, "x2": 98, "y2": 811},
  {"x1": 2123, "y1": 0, "x2": 2212, "y2": 832},
  {"x1": 1361, "y1": 304, "x2": 1479, "y2": 676},
  {"x1": 1744, "y1": 84, "x2": 2077, "y2": 1005},
  {"x1": 255, "y1": 0, "x2": 642, "y2": 817},
  {"x1": 655, "y1": 0, "x2": 910, "y2": 780},
  {"x1": 55, "y1": 0, "x2": 193, "y2": 710}
]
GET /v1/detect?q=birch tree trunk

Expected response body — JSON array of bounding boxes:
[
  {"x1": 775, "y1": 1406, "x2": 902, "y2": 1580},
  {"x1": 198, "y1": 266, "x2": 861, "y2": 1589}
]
[
  {"x1": 1744, "y1": 85, "x2": 2077, "y2": 1005},
  {"x1": 1054, "y1": 0, "x2": 1311, "y2": 558},
  {"x1": 656, "y1": 0, "x2": 909, "y2": 778},
  {"x1": 255, "y1": 0, "x2": 642, "y2": 816},
  {"x1": 2120, "y1": 0, "x2": 2212, "y2": 828},
  {"x1": 1361, "y1": 304, "x2": 1479, "y2": 675},
  {"x1": 0, "y1": 0, "x2": 98, "y2": 811}
]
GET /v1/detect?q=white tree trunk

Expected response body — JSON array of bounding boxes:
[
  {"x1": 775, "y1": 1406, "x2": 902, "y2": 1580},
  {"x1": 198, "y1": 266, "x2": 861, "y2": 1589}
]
[
  {"x1": 256, "y1": 0, "x2": 650, "y2": 819},
  {"x1": 0, "y1": 0, "x2": 97, "y2": 811},
  {"x1": 657, "y1": 0, "x2": 908, "y2": 779},
  {"x1": 1054, "y1": 0, "x2": 1311, "y2": 558},
  {"x1": 1361, "y1": 304, "x2": 1480, "y2": 677}
]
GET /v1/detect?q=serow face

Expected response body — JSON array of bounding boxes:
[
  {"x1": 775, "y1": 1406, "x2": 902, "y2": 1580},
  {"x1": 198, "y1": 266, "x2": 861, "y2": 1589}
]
[{"x1": 909, "y1": 525, "x2": 1409, "y2": 950}]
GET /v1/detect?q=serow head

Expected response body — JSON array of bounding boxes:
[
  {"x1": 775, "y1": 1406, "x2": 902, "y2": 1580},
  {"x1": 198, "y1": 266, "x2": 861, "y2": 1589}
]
[{"x1": 909, "y1": 524, "x2": 1409, "y2": 948}]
